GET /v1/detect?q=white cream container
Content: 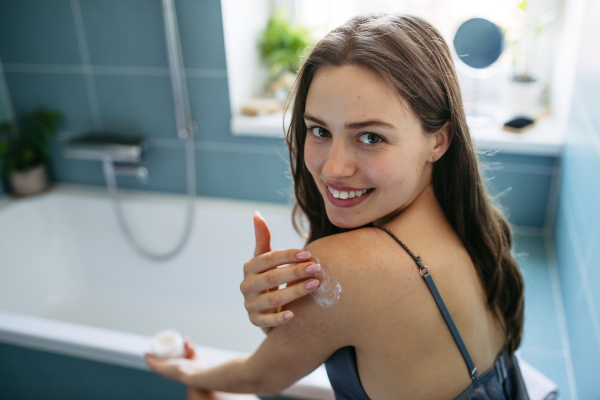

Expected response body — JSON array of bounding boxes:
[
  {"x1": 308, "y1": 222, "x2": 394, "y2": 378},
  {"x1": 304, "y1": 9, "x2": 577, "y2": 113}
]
[{"x1": 149, "y1": 329, "x2": 185, "y2": 359}]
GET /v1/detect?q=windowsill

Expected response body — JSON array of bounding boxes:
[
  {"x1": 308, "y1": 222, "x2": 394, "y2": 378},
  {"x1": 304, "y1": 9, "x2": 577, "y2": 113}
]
[{"x1": 231, "y1": 112, "x2": 564, "y2": 156}]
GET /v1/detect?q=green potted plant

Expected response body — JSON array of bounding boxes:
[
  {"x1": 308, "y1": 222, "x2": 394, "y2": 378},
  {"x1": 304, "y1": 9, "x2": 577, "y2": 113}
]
[
  {"x1": 258, "y1": 9, "x2": 313, "y2": 103},
  {"x1": 501, "y1": 0, "x2": 558, "y2": 117},
  {"x1": 0, "y1": 108, "x2": 63, "y2": 197}
]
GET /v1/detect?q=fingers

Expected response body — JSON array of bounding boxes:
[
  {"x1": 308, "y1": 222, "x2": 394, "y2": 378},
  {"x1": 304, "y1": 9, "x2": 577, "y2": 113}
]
[
  {"x1": 246, "y1": 279, "x2": 320, "y2": 318},
  {"x1": 184, "y1": 337, "x2": 196, "y2": 359},
  {"x1": 248, "y1": 261, "x2": 321, "y2": 293},
  {"x1": 253, "y1": 310, "x2": 296, "y2": 328},
  {"x1": 243, "y1": 248, "x2": 312, "y2": 276},
  {"x1": 253, "y1": 212, "x2": 271, "y2": 257}
]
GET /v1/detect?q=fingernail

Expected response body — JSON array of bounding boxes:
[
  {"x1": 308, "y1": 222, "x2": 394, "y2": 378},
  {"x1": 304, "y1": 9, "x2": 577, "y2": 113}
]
[
  {"x1": 254, "y1": 211, "x2": 262, "y2": 218},
  {"x1": 305, "y1": 263, "x2": 321, "y2": 274},
  {"x1": 305, "y1": 279, "x2": 320, "y2": 290},
  {"x1": 283, "y1": 312, "x2": 293, "y2": 320},
  {"x1": 296, "y1": 251, "x2": 311, "y2": 260}
]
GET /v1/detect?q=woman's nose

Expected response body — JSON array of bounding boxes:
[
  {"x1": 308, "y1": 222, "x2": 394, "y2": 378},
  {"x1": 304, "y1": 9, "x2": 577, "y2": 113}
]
[{"x1": 321, "y1": 140, "x2": 356, "y2": 179}]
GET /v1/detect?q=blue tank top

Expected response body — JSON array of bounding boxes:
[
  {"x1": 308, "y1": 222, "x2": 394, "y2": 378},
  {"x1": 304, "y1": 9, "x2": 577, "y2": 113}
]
[{"x1": 324, "y1": 226, "x2": 529, "y2": 400}]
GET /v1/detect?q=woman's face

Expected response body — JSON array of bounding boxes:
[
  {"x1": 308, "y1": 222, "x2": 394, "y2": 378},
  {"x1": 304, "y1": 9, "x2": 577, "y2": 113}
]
[{"x1": 304, "y1": 64, "x2": 445, "y2": 228}]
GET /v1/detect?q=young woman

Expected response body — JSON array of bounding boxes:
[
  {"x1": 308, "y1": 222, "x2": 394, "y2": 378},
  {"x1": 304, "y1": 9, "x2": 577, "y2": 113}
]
[{"x1": 147, "y1": 13, "x2": 527, "y2": 400}]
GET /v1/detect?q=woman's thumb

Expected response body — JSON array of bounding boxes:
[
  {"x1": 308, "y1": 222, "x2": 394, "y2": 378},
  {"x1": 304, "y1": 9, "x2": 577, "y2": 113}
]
[{"x1": 254, "y1": 211, "x2": 271, "y2": 256}]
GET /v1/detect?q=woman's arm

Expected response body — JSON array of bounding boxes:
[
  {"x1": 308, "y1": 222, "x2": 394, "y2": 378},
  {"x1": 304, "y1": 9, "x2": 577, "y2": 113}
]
[{"x1": 148, "y1": 235, "x2": 361, "y2": 396}]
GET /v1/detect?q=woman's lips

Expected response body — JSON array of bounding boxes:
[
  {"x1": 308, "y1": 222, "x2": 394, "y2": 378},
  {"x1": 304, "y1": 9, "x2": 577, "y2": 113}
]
[{"x1": 324, "y1": 184, "x2": 374, "y2": 208}]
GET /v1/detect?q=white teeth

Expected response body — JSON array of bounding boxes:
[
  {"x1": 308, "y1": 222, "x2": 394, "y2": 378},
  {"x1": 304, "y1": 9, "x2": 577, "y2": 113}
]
[{"x1": 326, "y1": 186, "x2": 371, "y2": 199}]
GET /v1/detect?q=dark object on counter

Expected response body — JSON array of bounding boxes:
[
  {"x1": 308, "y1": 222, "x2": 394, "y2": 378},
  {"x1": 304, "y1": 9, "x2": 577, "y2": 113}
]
[
  {"x1": 503, "y1": 117, "x2": 535, "y2": 133},
  {"x1": 502, "y1": 109, "x2": 549, "y2": 134}
]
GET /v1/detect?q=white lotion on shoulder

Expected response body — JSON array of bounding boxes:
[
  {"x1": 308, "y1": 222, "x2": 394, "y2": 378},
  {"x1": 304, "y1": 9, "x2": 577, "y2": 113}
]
[
  {"x1": 149, "y1": 329, "x2": 185, "y2": 359},
  {"x1": 309, "y1": 257, "x2": 342, "y2": 307}
]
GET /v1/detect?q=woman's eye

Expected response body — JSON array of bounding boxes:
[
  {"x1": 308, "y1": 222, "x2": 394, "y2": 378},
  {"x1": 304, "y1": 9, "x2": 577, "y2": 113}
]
[
  {"x1": 358, "y1": 133, "x2": 383, "y2": 144},
  {"x1": 311, "y1": 127, "x2": 330, "y2": 138}
]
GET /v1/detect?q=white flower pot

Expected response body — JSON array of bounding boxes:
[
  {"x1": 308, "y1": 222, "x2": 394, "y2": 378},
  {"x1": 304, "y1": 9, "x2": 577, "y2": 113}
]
[
  {"x1": 500, "y1": 78, "x2": 544, "y2": 119},
  {"x1": 8, "y1": 164, "x2": 49, "y2": 197}
]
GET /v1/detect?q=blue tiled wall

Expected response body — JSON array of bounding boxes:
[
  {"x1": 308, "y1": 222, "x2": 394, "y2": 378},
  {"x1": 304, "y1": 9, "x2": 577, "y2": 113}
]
[
  {"x1": 0, "y1": 0, "x2": 557, "y2": 227},
  {"x1": 553, "y1": 0, "x2": 600, "y2": 398},
  {"x1": 0, "y1": 81, "x2": 5, "y2": 196},
  {"x1": 0, "y1": 0, "x2": 291, "y2": 204}
]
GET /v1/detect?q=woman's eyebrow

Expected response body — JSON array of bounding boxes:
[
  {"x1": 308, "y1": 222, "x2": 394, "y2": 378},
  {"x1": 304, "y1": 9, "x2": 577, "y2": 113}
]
[{"x1": 304, "y1": 113, "x2": 396, "y2": 130}]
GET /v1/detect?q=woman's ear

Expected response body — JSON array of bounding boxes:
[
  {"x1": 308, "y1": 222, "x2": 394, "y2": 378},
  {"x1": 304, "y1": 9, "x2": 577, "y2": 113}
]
[{"x1": 430, "y1": 120, "x2": 453, "y2": 161}]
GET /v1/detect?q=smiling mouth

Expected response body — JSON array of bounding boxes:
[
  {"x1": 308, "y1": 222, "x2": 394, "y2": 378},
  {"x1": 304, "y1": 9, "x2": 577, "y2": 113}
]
[{"x1": 326, "y1": 186, "x2": 375, "y2": 199}]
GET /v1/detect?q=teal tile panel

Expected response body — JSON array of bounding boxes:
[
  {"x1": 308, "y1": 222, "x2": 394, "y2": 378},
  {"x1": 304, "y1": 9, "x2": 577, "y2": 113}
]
[
  {"x1": 0, "y1": 0, "x2": 81, "y2": 64},
  {"x1": 555, "y1": 202, "x2": 600, "y2": 400},
  {"x1": 514, "y1": 234, "x2": 563, "y2": 352},
  {"x1": 560, "y1": 99, "x2": 600, "y2": 260},
  {"x1": 187, "y1": 76, "x2": 231, "y2": 140},
  {"x1": 0, "y1": 343, "x2": 186, "y2": 400},
  {"x1": 94, "y1": 75, "x2": 176, "y2": 138},
  {"x1": 5, "y1": 72, "x2": 94, "y2": 135},
  {"x1": 482, "y1": 168, "x2": 553, "y2": 228},
  {"x1": 195, "y1": 148, "x2": 292, "y2": 204},
  {"x1": 479, "y1": 153, "x2": 556, "y2": 167},
  {"x1": 79, "y1": 0, "x2": 168, "y2": 67},
  {"x1": 176, "y1": 0, "x2": 228, "y2": 69}
]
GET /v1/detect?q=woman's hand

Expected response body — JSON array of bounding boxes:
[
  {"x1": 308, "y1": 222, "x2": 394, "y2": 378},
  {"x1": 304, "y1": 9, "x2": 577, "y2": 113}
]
[
  {"x1": 241, "y1": 212, "x2": 321, "y2": 333},
  {"x1": 145, "y1": 337, "x2": 206, "y2": 386}
]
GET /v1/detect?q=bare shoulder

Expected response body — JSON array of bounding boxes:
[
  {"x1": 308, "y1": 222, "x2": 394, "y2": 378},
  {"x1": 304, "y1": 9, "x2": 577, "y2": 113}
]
[{"x1": 299, "y1": 227, "x2": 426, "y2": 337}]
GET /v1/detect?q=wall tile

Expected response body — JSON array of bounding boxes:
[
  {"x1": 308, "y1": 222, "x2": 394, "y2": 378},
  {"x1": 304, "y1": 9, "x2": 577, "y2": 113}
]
[
  {"x1": 0, "y1": 91, "x2": 6, "y2": 195},
  {"x1": 79, "y1": 0, "x2": 168, "y2": 67},
  {"x1": 176, "y1": 0, "x2": 228, "y2": 70},
  {"x1": 482, "y1": 168, "x2": 553, "y2": 228},
  {"x1": 563, "y1": 286, "x2": 600, "y2": 400},
  {"x1": 187, "y1": 76, "x2": 231, "y2": 140},
  {"x1": 196, "y1": 149, "x2": 292, "y2": 203},
  {"x1": 5, "y1": 72, "x2": 94, "y2": 136},
  {"x1": 479, "y1": 153, "x2": 556, "y2": 167},
  {"x1": 94, "y1": 75, "x2": 176, "y2": 138},
  {"x1": 555, "y1": 201, "x2": 600, "y2": 400},
  {"x1": 0, "y1": 0, "x2": 81, "y2": 65},
  {"x1": 587, "y1": 223, "x2": 600, "y2": 317},
  {"x1": 514, "y1": 234, "x2": 563, "y2": 351},
  {"x1": 560, "y1": 100, "x2": 600, "y2": 258},
  {"x1": 0, "y1": 343, "x2": 186, "y2": 400}
]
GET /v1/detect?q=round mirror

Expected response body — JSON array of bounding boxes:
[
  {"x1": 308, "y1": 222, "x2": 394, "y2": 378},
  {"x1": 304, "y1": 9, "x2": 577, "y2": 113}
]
[{"x1": 453, "y1": 18, "x2": 504, "y2": 69}]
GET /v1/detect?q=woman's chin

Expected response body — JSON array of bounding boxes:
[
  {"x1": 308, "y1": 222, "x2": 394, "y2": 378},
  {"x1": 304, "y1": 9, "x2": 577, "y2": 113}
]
[{"x1": 326, "y1": 211, "x2": 370, "y2": 230}]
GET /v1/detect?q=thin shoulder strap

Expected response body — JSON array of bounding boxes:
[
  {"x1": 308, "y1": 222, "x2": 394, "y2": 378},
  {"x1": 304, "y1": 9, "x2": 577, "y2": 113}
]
[{"x1": 373, "y1": 225, "x2": 479, "y2": 381}]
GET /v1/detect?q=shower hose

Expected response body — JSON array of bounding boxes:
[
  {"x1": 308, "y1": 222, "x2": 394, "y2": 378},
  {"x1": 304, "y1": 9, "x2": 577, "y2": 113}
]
[{"x1": 102, "y1": 129, "x2": 196, "y2": 261}]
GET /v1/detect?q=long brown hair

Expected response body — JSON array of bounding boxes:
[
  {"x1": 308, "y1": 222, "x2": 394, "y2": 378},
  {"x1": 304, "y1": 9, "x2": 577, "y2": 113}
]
[{"x1": 285, "y1": 13, "x2": 524, "y2": 355}]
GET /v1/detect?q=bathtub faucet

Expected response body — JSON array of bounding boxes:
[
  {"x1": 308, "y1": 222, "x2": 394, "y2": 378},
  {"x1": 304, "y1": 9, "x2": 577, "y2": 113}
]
[
  {"x1": 102, "y1": 160, "x2": 149, "y2": 185},
  {"x1": 63, "y1": 132, "x2": 150, "y2": 185}
]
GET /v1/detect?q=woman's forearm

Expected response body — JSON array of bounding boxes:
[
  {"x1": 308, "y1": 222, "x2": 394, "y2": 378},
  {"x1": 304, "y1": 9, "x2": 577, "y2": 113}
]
[{"x1": 184, "y1": 354, "x2": 271, "y2": 395}]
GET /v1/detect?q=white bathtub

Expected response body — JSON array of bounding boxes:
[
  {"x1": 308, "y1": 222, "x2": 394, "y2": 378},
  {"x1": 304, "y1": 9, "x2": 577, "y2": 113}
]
[{"x1": 0, "y1": 185, "x2": 333, "y2": 400}]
